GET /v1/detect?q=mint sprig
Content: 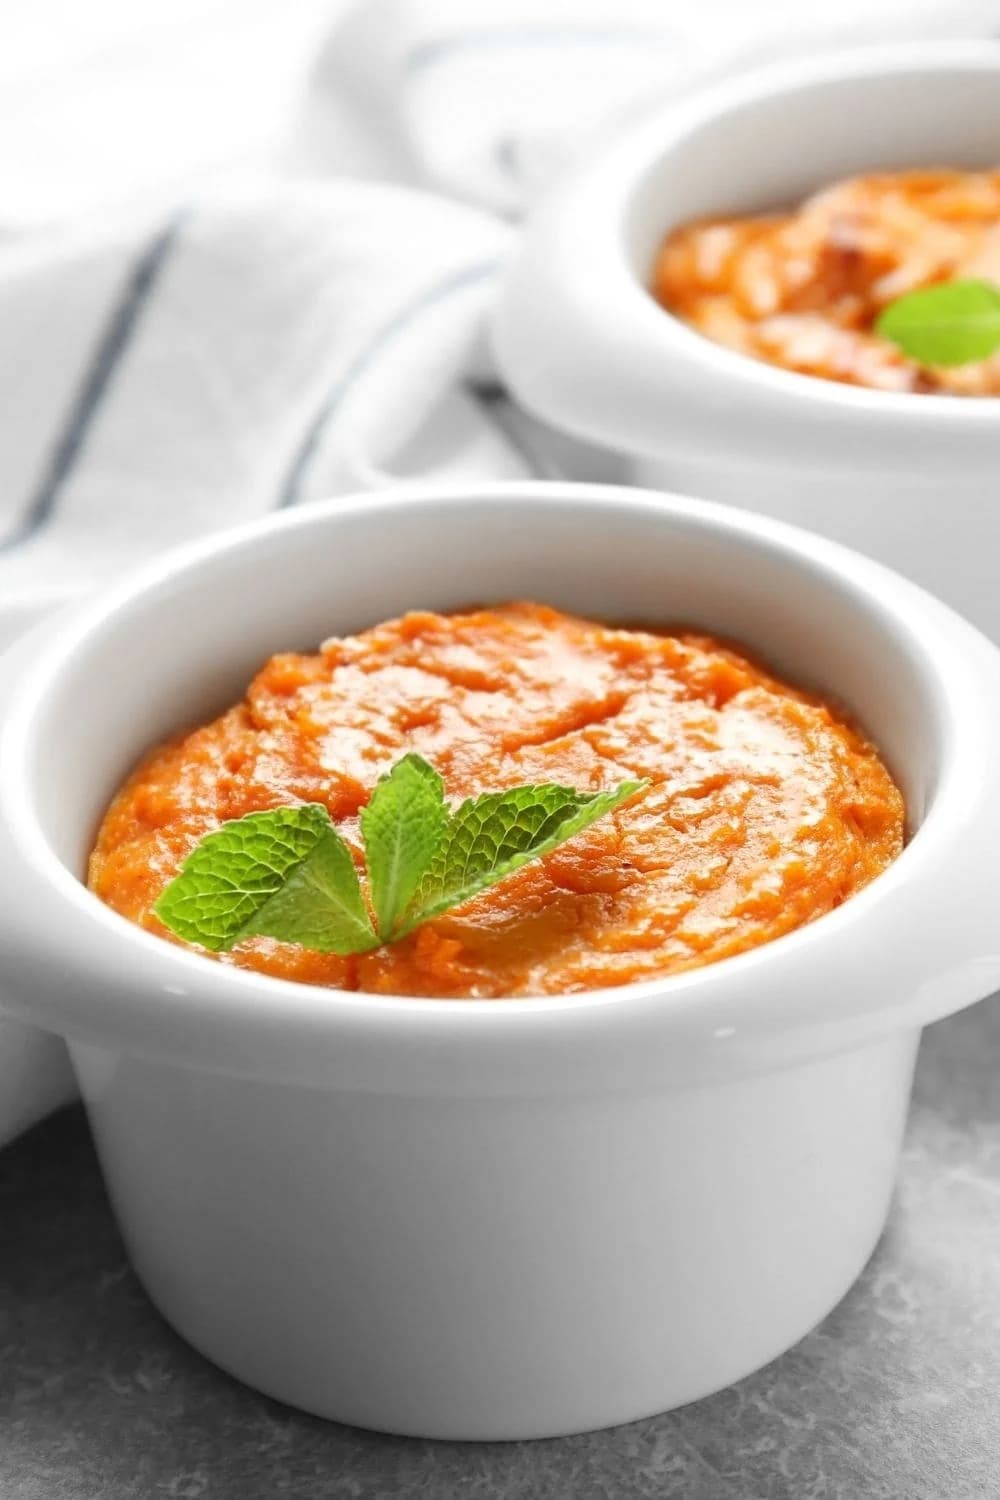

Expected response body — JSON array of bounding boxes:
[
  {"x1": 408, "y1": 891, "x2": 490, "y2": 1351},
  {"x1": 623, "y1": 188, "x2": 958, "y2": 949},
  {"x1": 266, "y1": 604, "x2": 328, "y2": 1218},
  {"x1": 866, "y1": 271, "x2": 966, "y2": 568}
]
[
  {"x1": 360, "y1": 753, "x2": 449, "y2": 941},
  {"x1": 397, "y1": 782, "x2": 643, "y2": 937},
  {"x1": 153, "y1": 755, "x2": 648, "y2": 958},
  {"x1": 153, "y1": 803, "x2": 378, "y2": 955},
  {"x1": 876, "y1": 278, "x2": 1000, "y2": 367}
]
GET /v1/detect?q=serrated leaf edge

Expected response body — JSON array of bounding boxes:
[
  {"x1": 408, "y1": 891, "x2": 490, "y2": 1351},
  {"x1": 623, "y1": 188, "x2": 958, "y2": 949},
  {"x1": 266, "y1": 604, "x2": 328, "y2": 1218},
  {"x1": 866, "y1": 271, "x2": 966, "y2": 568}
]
[
  {"x1": 395, "y1": 777, "x2": 649, "y2": 937},
  {"x1": 360, "y1": 753, "x2": 448, "y2": 942}
]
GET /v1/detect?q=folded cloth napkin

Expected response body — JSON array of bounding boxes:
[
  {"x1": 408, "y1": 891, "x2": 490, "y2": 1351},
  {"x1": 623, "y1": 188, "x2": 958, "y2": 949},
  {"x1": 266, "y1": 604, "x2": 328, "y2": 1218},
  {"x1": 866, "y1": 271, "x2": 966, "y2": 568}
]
[
  {"x1": 314, "y1": 0, "x2": 1000, "y2": 213},
  {"x1": 2, "y1": 0, "x2": 998, "y2": 1145}
]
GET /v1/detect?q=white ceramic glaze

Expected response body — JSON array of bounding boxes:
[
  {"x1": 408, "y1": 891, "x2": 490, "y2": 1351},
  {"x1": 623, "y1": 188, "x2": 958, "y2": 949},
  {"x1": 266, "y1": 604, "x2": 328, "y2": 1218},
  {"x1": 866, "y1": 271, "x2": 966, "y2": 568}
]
[
  {"x1": 493, "y1": 43, "x2": 1000, "y2": 641},
  {"x1": 0, "y1": 621, "x2": 79, "y2": 1145},
  {"x1": 1, "y1": 483, "x2": 1000, "y2": 1439}
]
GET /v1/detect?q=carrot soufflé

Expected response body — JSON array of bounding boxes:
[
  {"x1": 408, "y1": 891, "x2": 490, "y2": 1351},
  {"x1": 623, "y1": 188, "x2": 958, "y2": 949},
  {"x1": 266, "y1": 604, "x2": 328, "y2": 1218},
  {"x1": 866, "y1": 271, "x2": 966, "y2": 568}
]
[
  {"x1": 653, "y1": 168, "x2": 1000, "y2": 393},
  {"x1": 89, "y1": 603, "x2": 904, "y2": 997}
]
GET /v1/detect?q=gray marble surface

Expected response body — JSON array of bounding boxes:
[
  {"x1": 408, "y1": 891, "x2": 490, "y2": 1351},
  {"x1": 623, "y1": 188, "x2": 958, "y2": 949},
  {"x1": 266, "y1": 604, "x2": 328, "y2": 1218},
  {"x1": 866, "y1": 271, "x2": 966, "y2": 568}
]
[{"x1": 2, "y1": 999, "x2": 999, "y2": 1500}]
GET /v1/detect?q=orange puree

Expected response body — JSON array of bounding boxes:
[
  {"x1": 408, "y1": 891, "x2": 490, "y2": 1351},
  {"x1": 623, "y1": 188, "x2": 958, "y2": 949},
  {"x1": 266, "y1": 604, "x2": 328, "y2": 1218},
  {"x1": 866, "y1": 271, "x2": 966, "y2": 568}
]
[
  {"x1": 88, "y1": 604, "x2": 904, "y2": 998},
  {"x1": 653, "y1": 168, "x2": 1000, "y2": 393}
]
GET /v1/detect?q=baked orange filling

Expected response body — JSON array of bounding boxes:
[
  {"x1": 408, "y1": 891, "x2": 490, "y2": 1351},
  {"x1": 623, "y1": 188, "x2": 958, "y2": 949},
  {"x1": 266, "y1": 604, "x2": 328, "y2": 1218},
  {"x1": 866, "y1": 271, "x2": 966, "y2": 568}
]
[
  {"x1": 88, "y1": 604, "x2": 904, "y2": 997},
  {"x1": 652, "y1": 168, "x2": 1000, "y2": 393}
]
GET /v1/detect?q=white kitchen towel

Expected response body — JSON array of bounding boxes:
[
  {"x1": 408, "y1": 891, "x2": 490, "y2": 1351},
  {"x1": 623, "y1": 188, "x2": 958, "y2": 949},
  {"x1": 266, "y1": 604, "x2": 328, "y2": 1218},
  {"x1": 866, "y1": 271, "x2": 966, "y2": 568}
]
[
  {"x1": 311, "y1": 0, "x2": 1000, "y2": 212},
  {"x1": 2, "y1": 0, "x2": 999, "y2": 1144}
]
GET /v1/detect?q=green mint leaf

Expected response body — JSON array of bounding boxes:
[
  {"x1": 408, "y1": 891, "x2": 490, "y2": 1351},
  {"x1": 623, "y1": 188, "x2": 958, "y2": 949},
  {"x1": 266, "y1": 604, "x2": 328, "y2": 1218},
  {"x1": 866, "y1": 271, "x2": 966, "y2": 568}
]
[
  {"x1": 154, "y1": 803, "x2": 377, "y2": 955},
  {"x1": 153, "y1": 759, "x2": 648, "y2": 961},
  {"x1": 360, "y1": 753, "x2": 449, "y2": 941},
  {"x1": 876, "y1": 278, "x2": 1000, "y2": 367},
  {"x1": 398, "y1": 777, "x2": 649, "y2": 936}
]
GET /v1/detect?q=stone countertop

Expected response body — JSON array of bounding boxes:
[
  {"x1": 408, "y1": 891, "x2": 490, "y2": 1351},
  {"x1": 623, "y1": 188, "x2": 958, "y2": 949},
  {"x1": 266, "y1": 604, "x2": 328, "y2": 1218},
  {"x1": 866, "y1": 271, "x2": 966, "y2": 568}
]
[{"x1": 2, "y1": 1000, "x2": 999, "y2": 1500}]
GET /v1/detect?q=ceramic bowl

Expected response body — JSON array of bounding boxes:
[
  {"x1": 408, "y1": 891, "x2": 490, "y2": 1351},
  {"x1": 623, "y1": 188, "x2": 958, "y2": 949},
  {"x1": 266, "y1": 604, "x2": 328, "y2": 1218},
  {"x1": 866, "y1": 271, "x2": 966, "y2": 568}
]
[
  {"x1": 1, "y1": 481, "x2": 1000, "y2": 1440},
  {"x1": 493, "y1": 42, "x2": 1000, "y2": 641}
]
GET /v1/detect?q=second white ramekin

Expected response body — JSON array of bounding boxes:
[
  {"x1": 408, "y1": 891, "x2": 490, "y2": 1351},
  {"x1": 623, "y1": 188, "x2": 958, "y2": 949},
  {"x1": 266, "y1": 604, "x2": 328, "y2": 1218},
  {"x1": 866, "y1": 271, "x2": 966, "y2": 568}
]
[{"x1": 493, "y1": 43, "x2": 1000, "y2": 641}]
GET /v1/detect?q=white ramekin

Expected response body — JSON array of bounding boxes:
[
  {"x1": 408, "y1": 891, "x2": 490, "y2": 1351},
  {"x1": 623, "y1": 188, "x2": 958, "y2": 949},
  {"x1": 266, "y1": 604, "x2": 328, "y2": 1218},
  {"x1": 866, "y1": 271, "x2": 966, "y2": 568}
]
[
  {"x1": 1, "y1": 482, "x2": 1000, "y2": 1439},
  {"x1": 493, "y1": 42, "x2": 1000, "y2": 642}
]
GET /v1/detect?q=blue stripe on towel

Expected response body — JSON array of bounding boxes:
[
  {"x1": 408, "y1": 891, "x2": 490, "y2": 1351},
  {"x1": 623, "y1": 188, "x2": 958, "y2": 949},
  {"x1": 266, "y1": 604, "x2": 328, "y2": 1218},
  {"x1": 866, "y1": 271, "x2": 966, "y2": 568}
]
[
  {"x1": 278, "y1": 257, "x2": 502, "y2": 509},
  {"x1": 464, "y1": 377, "x2": 556, "y2": 478},
  {"x1": 0, "y1": 211, "x2": 188, "y2": 553}
]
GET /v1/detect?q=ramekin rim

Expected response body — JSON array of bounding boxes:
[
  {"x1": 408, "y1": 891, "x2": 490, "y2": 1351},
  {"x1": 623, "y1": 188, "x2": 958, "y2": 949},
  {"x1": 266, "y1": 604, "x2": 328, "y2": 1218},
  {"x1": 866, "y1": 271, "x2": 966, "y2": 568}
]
[{"x1": 0, "y1": 480, "x2": 983, "y2": 1051}]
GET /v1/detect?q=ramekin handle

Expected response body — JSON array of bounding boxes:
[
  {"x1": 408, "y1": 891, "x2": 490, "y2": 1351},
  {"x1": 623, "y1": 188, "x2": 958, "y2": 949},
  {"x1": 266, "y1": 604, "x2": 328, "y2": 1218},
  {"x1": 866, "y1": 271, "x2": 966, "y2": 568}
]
[
  {"x1": 909, "y1": 615, "x2": 1000, "y2": 1020},
  {"x1": 0, "y1": 615, "x2": 81, "y2": 1140}
]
